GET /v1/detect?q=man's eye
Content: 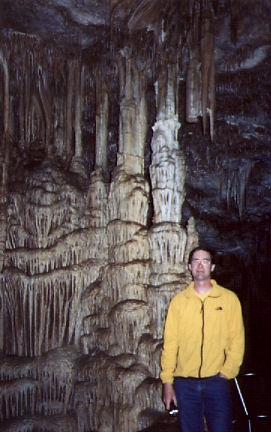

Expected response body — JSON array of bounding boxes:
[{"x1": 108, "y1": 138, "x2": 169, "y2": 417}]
[{"x1": 191, "y1": 259, "x2": 210, "y2": 265}]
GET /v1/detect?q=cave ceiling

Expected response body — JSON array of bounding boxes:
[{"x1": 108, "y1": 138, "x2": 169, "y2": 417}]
[{"x1": 1, "y1": 0, "x2": 271, "y2": 272}]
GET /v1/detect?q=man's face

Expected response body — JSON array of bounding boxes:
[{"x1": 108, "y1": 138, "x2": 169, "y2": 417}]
[{"x1": 188, "y1": 249, "x2": 215, "y2": 281}]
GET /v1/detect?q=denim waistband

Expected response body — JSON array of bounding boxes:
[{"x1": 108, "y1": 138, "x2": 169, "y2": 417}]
[{"x1": 174, "y1": 374, "x2": 218, "y2": 380}]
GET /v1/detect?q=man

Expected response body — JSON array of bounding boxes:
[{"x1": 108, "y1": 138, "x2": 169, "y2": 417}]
[{"x1": 160, "y1": 247, "x2": 245, "y2": 432}]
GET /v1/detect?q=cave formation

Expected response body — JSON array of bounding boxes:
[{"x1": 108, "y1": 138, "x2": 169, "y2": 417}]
[{"x1": 0, "y1": 0, "x2": 271, "y2": 431}]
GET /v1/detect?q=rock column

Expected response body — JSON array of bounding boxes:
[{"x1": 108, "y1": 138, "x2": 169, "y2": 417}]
[{"x1": 148, "y1": 63, "x2": 192, "y2": 343}]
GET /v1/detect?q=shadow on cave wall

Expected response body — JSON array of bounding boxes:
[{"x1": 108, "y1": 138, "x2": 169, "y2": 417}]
[{"x1": 211, "y1": 253, "x2": 271, "y2": 374}]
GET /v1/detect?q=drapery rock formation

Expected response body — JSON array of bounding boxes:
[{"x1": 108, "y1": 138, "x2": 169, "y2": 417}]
[
  {"x1": 1, "y1": 1, "x2": 271, "y2": 431},
  {"x1": 0, "y1": 26, "x2": 196, "y2": 432}
]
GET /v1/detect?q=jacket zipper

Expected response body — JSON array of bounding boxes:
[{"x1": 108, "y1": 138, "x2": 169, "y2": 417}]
[{"x1": 199, "y1": 300, "x2": 205, "y2": 377}]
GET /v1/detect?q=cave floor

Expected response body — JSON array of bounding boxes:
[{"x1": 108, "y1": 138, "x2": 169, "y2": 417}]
[
  {"x1": 139, "y1": 403, "x2": 271, "y2": 432},
  {"x1": 139, "y1": 416, "x2": 271, "y2": 432},
  {"x1": 140, "y1": 416, "x2": 180, "y2": 432}
]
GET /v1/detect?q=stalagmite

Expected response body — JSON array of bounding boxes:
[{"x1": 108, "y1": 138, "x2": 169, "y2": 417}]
[{"x1": 150, "y1": 62, "x2": 185, "y2": 225}]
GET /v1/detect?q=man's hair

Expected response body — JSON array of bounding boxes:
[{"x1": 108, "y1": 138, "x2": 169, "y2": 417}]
[{"x1": 188, "y1": 246, "x2": 216, "y2": 265}]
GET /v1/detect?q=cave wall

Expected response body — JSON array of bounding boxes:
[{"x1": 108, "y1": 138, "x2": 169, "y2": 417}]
[{"x1": 0, "y1": 32, "x2": 200, "y2": 432}]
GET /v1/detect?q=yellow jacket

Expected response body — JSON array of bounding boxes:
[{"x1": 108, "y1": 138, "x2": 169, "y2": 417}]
[{"x1": 160, "y1": 280, "x2": 245, "y2": 383}]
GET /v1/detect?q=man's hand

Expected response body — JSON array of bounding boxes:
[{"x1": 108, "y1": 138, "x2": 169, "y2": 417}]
[{"x1": 162, "y1": 382, "x2": 177, "y2": 410}]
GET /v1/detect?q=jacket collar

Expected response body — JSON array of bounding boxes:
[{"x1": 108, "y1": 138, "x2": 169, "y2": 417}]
[{"x1": 185, "y1": 279, "x2": 222, "y2": 298}]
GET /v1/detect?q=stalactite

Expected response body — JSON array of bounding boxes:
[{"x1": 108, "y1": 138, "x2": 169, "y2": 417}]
[
  {"x1": 200, "y1": 15, "x2": 215, "y2": 140},
  {"x1": 117, "y1": 48, "x2": 147, "y2": 174},
  {"x1": 37, "y1": 66, "x2": 52, "y2": 156},
  {"x1": 66, "y1": 60, "x2": 75, "y2": 160},
  {"x1": 185, "y1": 1, "x2": 216, "y2": 141},
  {"x1": 70, "y1": 61, "x2": 88, "y2": 179},
  {"x1": 0, "y1": 48, "x2": 9, "y2": 137},
  {"x1": 0, "y1": 379, "x2": 38, "y2": 421},
  {"x1": 208, "y1": 54, "x2": 215, "y2": 141},
  {"x1": 3, "y1": 268, "x2": 89, "y2": 355},
  {"x1": 186, "y1": 37, "x2": 202, "y2": 123},
  {"x1": 220, "y1": 161, "x2": 253, "y2": 218},
  {"x1": 2, "y1": 157, "x2": 108, "y2": 358},
  {"x1": 30, "y1": 93, "x2": 46, "y2": 149},
  {"x1": 184, "y1": 216, "x2": 199, "y2": 264},
  {"x1": 24, "y1": 52, "x2": 34, "y2": 151},
  {"x1": 103, "y1": 262, "x2": 150, "y2": 305},
  {"x1": 137, "y1": 334, "x2": 162, "y2": 377},
  {"x1": 109, "y1": 300, "x2": 150, "y2": 354},
  {"x1": 0, "y1": 347, "x2": 80, "y2": 426},
  {"x1": 156, "y1": 64, "x2": 179, "y2": 121},
  {"x1": 95, "y1": 68, "x2": 109, "y2": 175},
  {"x1": 149, "y1": 223, "x2": 187, "y2": 278},
  {"x1": 0, "y1": 49, "x2": 9, "y2": 279}
]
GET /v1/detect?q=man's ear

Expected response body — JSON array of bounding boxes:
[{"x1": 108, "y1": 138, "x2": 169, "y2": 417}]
[
  {"x1": 211, "y1": 264, "x2": 215, "y2": 272},
  {"x1": 188, "y1": 264, "x2": 192, "y2": 272}
]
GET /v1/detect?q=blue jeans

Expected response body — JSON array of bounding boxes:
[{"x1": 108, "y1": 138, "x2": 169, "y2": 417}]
[{"x1": 174, "y1": 374, "x2": 233, "y2": 432}]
